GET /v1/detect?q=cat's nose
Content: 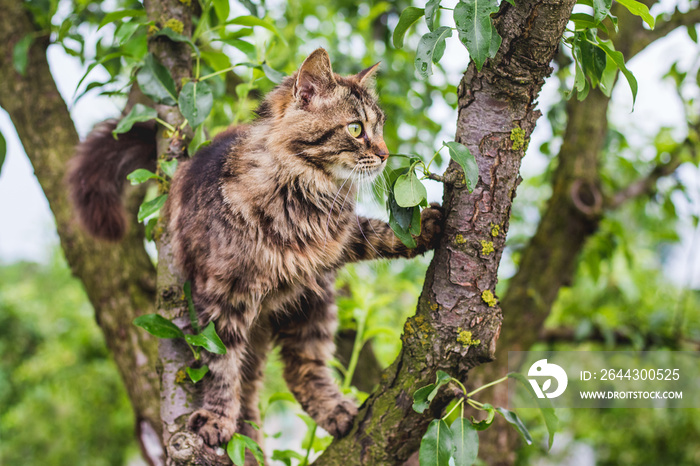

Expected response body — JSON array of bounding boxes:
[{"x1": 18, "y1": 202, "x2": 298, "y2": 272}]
[{"x1": 374, "y1": 140, "x2": 389, "y2": 162}]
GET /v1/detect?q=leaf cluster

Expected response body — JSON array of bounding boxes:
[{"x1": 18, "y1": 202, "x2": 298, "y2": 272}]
[{"x1": 412, "y1": 371, "x2": 558, "y2": 465}]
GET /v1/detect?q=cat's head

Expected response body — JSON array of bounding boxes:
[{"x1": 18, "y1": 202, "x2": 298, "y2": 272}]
[{"x1": 262, "y1": 48, "x2": 389, "y2": 183}]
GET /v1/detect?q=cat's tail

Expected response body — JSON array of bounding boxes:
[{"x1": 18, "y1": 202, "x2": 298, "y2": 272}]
[{"x1": 67, "y1": 120, "x2": 157, "y2": 241}]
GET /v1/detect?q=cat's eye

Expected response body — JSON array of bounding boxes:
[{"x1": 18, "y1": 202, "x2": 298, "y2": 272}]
[{"x1": 347, "y1": 122, "x2": 363, "y2": 138}]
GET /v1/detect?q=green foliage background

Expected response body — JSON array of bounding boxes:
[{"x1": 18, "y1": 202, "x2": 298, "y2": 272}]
[{"x1": 1, "y1": 0, "x2": 700, "y2": 464}]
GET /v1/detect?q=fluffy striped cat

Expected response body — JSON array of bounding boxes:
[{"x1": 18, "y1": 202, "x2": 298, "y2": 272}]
[{"x1": 68, "y1": 48, "x2": 443, "y2": 449}]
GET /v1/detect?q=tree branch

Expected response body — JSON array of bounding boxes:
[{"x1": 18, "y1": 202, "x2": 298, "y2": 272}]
[
  {"x1": 631, "y1": 3, "x2": 700, "y2": 56},
  {"x1": 315, "y1": 1, "x2": 576, "y2": 463},
  {"x1": 137, "y1": 1, "x2": 224, "y2": 464},
  {"x1": 607, "y1": 131, "x2": 698, "y2": 209},
  {"x1": 611, "y1": 1, "x2": 700, "y2": 58},
  {"x1": 472, "y1": 2, "x2": 700, "y2": 460},
  {"x1": 0, "y1": 2, "x2": 162, "y2": 464}
]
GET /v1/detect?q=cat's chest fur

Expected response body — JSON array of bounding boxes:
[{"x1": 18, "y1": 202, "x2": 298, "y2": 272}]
[{"x1": 166, "y1": 141, "x2": 356, "y2": 307}]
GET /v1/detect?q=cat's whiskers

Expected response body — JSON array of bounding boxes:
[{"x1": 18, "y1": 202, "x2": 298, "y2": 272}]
[
  {"x1": 356, "y1": 211, "x2": 384, "y2": 260},
  {"x1": 324, "y1": 164, "x2": 359, "y2": 244},
  {"x1": 351, "y1": 172, "x2": 389, "y2": 258},
  {"x1": 337, "y1": 169, "x2": 361, "y2": 226},
  {"x1": 357, "y1": 176, "x2": 393, "y2": 251}
]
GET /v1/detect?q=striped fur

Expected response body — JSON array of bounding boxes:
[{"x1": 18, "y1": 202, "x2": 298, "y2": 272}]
[{"x1": 69, "y1": 48, "x2": 443, "y2": 449}]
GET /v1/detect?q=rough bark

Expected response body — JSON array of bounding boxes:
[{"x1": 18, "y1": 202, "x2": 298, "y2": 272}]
[
  {"x1": 0, "y1": 1, "x2": 163, "y2": 463},
  {"x1": 315, "y1": 1, "x2": 576, "y2": 464},
  {"x1": 473, "y1": 2, "x2": 700, "y2": 463},
  {"x1": 136, "y1": 1, "x2": 228, "y2": 464}
]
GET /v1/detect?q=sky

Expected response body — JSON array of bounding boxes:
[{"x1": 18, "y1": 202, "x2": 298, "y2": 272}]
[{"x1": 0, "y1": 1, "x2": 698, "y2": 288}]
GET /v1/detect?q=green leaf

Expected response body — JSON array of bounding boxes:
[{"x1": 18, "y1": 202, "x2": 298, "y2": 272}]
[
  {"x1": 591, "y1": 0, "x2": 612, "y2": 24},
  {"x1": 227, "y1": 434, "x2": 246, "y2": 465},
  {"x1": 415, "y1": 26, "x2": 453, "y2": 78},
  {"x1": 451, "y1": 418, "x2": 478, "y2": 466},
  {"x1": 185, "y1": 365, "x2": 209, "y2": 383},
  {"x1": 570, "y1": 13, "x2": 608, "y2": 34},
  {"x1": 98, "y1": 9, "x2": 146, "y2": 29},
  {"x1": 13, "y1": 35, "x2": 35, "y2": 76},
  {"x1": 393, "y1": 7, "x2": 425, "y2": 49},
  {"x1": 412, "y1": 372, "x2": 453, "y2": 413},
  {"x1": 188, "y1": 125, "x2": 212, "y2": 155},
  {"x1": 419, "y1": 419, "x2": 454, "y2": 466},
  {"x1": 185, "y1": 321, "x2": 227, "y2": 354},
  {"x1": 262, "y1": 63, "x2": 286, "y2": 84},
  {"x1": 127, "y1": 168, "x2": 160, "y2": 185},
  {"x1": 433, "y1": 36, "x2": 447, "y2": 64},
  {"x1": 0, "y1": 131, "x2": 6, "y2": 177},
  {"x1": 435, "y1": 370, "x2": 452, "y2": 386},
  {"x1": 137, "y1": 53, "x2": 178, "y2": 105},
  {"x1": 271, "y1": 449, "x2": 304, "y2": 465},
  {"x1": 133, "y1": 313, "x2": 184, "y2": 339},
  {"x1": 570, "y1": 12, "x2": 595, "y2": 30},
  {"x1": 113, "y1": 104, "x2": 158, "y2": 139},
  {"x1": 579, "y1": 37, "x2": 607, "y2": 86},
  {"x1": 239, "y1": 0, "x2": 259, "y2": 17},
  {"x1": 145, "y1": 217, "x2": 158, "y2": 241},
  {"x1": 394, "y1": 171, "x2": 427, "y2": 207},
  {"x1": 425, "y1": 0, "x2": 441, "y2": 31},
  {"x1": 571, "y1": 49, "x2": 590, "y2": 100},
  {"x1": 471, "y1": 403, "x2": 496, "y2": 430},
  {"x1": 597, "y1": 47, "x2": 618, "y2": 96},
  {"x1": 183, "y1": 281, "x2": 201, "y2": 333},
  {"x1": 507, "y1": 372, "x2": 558, "y2": 449},
  {"x1": 445, "y1": 141, "x2": 479, "y2": 192},
  {"x1": 496, "y1": 407, "x2": 533, "y2": 445},
  {"x1": 594, "y1": 40, "x2": 637, "y2": 107},
  {"x1": 503, "y1": 0, "x2": 515, "y2": 5},
  {"x1": 409, "y1": 205, "x2": 421, "y2": 236},
  {"x1": 388, "y1": 192, "x2": 418, "y2": 249},
  {"x1": 219, "y1": 38, "x2": 256, "y2": 58},
  {"x1": 412, "y1": 384, "x2": 435, "y2": 413},
  {"x1": 226, "y1": 16, "x2": 287, "y2": 45},
  {"x1": 213, "y1": 0, "x2": 230, "y2": 22},
  {"x1": 114, "y1": 21, "x2": 141, "y2": 45},
  {"x1": 74, "y1": 52, "x2": 127, "y2": 95},
  {"x1": 179, "y1": 81, "x2": 214, "y2": 128},
  {"x1": 488, "y1": 25, "x2": 502, "y2": 58},
  {"x1": 453, "y1": 0, "x2": 500, "y2": 71},
  {"x1": 154, "y1": 28, "x2": 200, "y2": 56},
  {"x1": 616, "y1": 0, "x2": 655, "y2": 29},
  {"x1": 268, "y1": 392, "x2": 297, "y2": 405},
  {"x1": 137, "y1": 194, "x2": 167, "y2": 222},
  {"x1": 160, "y1": 159, "x2": 178, "y2": 178}
]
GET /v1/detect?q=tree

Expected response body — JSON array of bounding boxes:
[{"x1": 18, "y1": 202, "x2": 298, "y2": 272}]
[{"x1": 1, "y1": 0, "x2": 698, "y2": 465}]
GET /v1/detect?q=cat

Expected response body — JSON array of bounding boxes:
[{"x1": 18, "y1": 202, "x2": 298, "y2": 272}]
[{"x1": 67, "y1": 48, "x2": 443, "y2": 449}]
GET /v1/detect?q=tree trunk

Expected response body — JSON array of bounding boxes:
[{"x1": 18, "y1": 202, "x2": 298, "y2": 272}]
[
  {"x1": 0, "y1": 1, "x2": 163, "y2": 463},
  {"x1": 472, "y1": 2, "x2": 700, "y2": 463},
  {"x1": 316, "y1": 1, "x2": 576, "y2": 463}
]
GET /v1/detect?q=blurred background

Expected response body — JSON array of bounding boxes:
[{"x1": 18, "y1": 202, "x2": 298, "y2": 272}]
[{"x1": 1, "y1": 0, "x2": 699, "y2": 464}]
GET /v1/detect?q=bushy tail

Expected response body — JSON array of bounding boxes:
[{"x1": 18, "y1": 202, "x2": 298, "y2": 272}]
[{"x1": 67, "y1": 120, "x2": 157, "y2": 241}]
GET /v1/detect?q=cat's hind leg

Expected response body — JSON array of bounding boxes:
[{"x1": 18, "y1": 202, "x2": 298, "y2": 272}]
[
  {"x1": 236, "y1": 324, "x2": 270, "y2": 464},
  {"x1": 188, "y1": 295, "x2": 254, "y2": 448},
  {"x1": 271, "y1": 283, "x2": 357, "y2": 438}
]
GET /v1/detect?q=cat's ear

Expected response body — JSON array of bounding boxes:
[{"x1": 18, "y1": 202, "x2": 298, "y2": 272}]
[
  {"x1": 293, "y1": 48, "x2": 337, "y2": 105},
  {"x1": 355, "y1": 62, "x2": 381, "y2": 86}
]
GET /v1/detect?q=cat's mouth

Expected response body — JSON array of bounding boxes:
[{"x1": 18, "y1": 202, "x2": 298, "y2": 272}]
[{"x1": 330, "y1": 160, "x2": 385, "y2": 182}]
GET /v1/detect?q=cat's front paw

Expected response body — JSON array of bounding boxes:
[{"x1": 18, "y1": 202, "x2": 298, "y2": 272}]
[
  {"x1": 319, "y1": 398, "x2": 358, "y2": 438},
  {"x1": 417, "y1": 203, "x2": 444, "y2": 251},
  {"x1": 188, "y1": 409, "x2": 237, "y2": 447}
]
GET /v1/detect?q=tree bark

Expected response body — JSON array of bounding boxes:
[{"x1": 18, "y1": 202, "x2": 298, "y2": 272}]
[
  {"x1": 473, "y1": 2, "x2": 700, "y2": 463},
  {"x1": 315, "y1": 1, "x2": 576, "y2": 463},
  {"x1": 0, "y1": 1, "x2": 163, "y2": 463}
]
